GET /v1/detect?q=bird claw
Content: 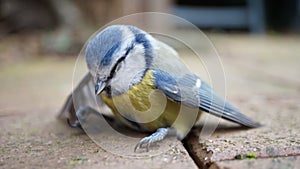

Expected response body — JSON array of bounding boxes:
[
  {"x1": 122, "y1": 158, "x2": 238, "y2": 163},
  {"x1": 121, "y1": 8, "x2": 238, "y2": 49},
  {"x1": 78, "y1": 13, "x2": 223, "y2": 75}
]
[
  {"x1": 134, "y1": 128, "x2": 169, "y2": 152},
  {"x1": 67, "y1": 118, "x2": 81, "y2": 128},
  {"x1": 134, "y1": 136, "x2": 154, "y2": 152}
]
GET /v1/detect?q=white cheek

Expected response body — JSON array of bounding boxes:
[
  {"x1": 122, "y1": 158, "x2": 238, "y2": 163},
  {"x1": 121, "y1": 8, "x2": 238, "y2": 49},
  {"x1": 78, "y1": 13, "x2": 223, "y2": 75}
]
[{"x1": 110, "y1": 44, "x2": 146, "y2": 94}]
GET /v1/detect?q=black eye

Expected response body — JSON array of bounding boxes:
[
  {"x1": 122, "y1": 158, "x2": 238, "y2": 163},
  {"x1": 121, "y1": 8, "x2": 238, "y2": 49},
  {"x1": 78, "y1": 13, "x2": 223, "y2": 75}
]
[
  {"x1": 108, "y1": 56, "x2": 126, "y2": 80},
  {"x1": 106, "y1": 43, "x2": 133, "y2": 80},
  {"x1": 115, "y1": 62, "x2": 122, "y2": 72}
]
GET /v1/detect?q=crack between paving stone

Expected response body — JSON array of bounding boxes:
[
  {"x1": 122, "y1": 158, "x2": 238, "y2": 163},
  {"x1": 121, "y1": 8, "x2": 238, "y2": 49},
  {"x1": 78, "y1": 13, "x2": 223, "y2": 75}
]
[
  {"x1": 183, "y1": 131, "x2": 300, "y2": 169},
  {"x1": 183, "y1": 131, "x2": 215, "y2": 169}
]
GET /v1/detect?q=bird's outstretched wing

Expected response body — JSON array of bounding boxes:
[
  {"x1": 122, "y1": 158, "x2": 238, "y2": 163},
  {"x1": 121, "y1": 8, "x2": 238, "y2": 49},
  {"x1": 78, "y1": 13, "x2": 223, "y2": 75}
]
[
  {"x1": 153, "y1": 69, "x2": 261, "y2": 128},
  {"x1": 58, "y1": 73, "x2": 113, "y2": 121}
]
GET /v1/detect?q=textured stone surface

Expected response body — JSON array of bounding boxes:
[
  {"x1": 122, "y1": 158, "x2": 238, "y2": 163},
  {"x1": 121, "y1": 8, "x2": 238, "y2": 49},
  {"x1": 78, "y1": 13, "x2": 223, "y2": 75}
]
[
  {"x1": 0, "y1": 59, "x2": 197, "y2": 169},
  {"x1": 1, "y1": 33, "x2": 300, "y2": 169},
  {"x1": 184, "y1": 34, "x2": 300, "y2": 168},
  {"x1": 210, "y1": 156, "x2": 300, "y2": 169}
]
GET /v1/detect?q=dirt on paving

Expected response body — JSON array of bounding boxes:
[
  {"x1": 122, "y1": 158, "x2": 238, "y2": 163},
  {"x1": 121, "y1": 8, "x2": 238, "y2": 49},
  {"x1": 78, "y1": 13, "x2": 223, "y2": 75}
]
[
  {"x1": 0, "y1": 58, "x2": 198, "y2": 169},
  {"x1": 184, "y1": 34, "x2": 300, "y2": 169},
  {"x1": 1, "y1": 33, "x2": 300, "y2": 169}
]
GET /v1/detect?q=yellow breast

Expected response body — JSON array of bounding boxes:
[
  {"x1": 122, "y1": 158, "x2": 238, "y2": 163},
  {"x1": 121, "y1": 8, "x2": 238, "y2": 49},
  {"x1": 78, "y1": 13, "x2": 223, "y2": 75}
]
[{"x1": 100, "y1": 70, "x2": 202, "y2": 134}]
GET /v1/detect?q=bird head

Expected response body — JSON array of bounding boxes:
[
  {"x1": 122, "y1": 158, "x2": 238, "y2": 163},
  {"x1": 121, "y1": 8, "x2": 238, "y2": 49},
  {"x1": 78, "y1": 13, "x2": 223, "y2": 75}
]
[{"x1": 85, "y1": 25, "x2": 155, "y2": 96}]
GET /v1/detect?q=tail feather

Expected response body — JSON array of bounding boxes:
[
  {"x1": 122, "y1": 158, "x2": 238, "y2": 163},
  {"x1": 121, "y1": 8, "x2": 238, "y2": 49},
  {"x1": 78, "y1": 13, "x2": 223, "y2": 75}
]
[{"x1": 199, "y1": 82, "x2": 261, "y2": 128}]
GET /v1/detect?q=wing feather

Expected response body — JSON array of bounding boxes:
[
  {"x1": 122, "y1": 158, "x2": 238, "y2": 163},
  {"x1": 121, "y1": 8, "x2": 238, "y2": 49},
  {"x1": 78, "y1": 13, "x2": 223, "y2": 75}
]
[{"x1": 153, "y1": 69, "x2": 261, "y2": 127}]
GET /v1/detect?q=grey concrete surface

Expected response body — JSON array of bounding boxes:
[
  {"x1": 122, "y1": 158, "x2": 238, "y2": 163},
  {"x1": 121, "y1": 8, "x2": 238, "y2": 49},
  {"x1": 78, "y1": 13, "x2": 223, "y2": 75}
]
[
  {"x1": 210, "y1": 156, "x2": 300, "y2": 169},
  {"x1": 184, "y1": 34, "x2": 300, "y2": 168},
  {"x1": 0, "y1": 59, "x2": 197, "y2": 169},
  {"x1": 1, "y1": 34, "x2": 300, "y2": 169}
]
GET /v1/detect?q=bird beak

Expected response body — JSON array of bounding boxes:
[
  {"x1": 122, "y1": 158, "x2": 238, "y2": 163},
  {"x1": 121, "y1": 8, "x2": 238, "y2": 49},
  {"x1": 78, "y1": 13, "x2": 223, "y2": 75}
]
[{"x1": 95, "y1": 79, "x2": 106, "y2": 95}]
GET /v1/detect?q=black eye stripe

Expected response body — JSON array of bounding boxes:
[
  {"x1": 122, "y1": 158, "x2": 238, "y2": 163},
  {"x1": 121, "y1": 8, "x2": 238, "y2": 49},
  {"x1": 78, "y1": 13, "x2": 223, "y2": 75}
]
[
  {"x1": 108, "y1": 56, "x2": 126, "y2": 78},
  {"x1": 107, "y1": 43, "x2": 134, "y2": 80}
]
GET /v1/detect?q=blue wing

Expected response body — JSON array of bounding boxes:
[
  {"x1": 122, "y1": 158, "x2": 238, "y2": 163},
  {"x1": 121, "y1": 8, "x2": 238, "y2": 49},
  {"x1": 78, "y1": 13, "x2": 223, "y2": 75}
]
[{"x1": 153, "y1": 69, "x2": 261, "y2": 128}]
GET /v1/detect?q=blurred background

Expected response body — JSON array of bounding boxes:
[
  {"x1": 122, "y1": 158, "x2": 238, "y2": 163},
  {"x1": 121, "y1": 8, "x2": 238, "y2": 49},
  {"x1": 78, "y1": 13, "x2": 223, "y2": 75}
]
[
  {"x1": 1, "y1": 1, "x2": 300, "y2": 168},
  {"x1": 0, "y1": 0, "x2": 300, "y2": 62}
]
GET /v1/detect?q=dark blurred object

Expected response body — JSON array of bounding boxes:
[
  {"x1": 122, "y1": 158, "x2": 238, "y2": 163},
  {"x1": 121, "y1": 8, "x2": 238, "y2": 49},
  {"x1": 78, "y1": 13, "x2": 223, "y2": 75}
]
[
  {"x1": 174, "y1": 0, "x2": 300, "y2": 33},
  {"x1": 1, "y1": 0, "x2": 299, "y2": 45},
  {"x1": 0, "y1": 0, "x2": 94, "y2": 53},
  {"x1": 0, "y1": 0, "x2": 58, "y2": 35},
  {"x1": 0, "y1": 0, "x2": 171, "y2": 54},
  {"x1": 266, "y1": 0, "x2": 300, "y2": 32},
  {"x1": 177, "y1": 0, "x2": 246, "y2": 6},
  {"x1": 1, "y1": 0, "x2": 300, "y2": 36},
  {"x1": 174, "y1": 0, "x2": 266, "y2": 33}
]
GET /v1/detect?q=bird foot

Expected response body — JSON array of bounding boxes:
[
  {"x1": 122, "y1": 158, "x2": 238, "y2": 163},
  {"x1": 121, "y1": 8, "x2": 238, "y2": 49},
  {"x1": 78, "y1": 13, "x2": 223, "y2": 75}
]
[{"x1": 134, "y1": 128, "x2": 169, "y2": 152}]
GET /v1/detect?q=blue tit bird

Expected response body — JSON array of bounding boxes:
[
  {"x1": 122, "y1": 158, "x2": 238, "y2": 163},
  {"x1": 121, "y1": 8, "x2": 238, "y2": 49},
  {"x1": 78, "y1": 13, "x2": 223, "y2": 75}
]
[{"x1": 84, "y1": 25, "x2": 261, "y2": 152}]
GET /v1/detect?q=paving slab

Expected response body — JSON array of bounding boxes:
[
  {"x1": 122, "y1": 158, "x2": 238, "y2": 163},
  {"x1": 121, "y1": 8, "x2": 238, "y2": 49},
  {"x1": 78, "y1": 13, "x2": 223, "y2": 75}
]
[
  {"x1": 184, "y1": 34, "x2": 300, "y2": 168},
  {"x1": 210, "y1": 156, "x2": 300, "y2": 169},
  {"x1": 0, "y1": 59, "x2": 197, "y2": 169},
  {"x1": 1, "y1": 34, "x2": 300, "y2": 169}
]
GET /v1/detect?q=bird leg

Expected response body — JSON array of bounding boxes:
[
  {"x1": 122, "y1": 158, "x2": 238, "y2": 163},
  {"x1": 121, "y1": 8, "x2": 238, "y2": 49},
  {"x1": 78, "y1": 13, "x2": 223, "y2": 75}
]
[
  {"x1": 134, "y1": 128, "x2": 170, "y2": 152},
  {"x1": 66, "y1": 106, "x2": 94, "y2": 129}
]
